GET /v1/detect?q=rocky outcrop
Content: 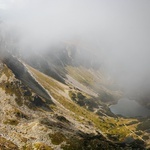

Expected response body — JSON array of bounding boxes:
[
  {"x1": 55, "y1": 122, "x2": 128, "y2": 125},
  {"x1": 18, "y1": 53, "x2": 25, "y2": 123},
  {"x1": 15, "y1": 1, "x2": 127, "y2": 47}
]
[{"x1": 2, "y1": 52, "x2": 53, "y2": 104}]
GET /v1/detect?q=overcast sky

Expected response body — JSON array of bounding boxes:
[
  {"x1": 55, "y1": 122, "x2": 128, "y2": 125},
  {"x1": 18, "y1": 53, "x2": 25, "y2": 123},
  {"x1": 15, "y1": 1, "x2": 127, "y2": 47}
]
[{"x1": 0, "y1": 0, "x2": 150, "y2": 94}]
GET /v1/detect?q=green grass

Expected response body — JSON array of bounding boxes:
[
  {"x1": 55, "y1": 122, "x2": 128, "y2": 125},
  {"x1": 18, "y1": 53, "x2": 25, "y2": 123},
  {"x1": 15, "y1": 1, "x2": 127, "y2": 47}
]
[
  {"x1": 3, "y1": 119, "x2": 19, "y2": 125},
  {"x1": 66, "y1": 66, "x2": 95, "y2": 86},
  {"x1": 49, "y1": 132, "x2": 66, "y2": 145},
  {"x1": 34, "y1": 143, "x2": 53, "y2": 150},
  {"x1": 66, "y1": 66, "x2": 122, "y2": 104},
  {"x1": 27, "y1": 65, "x2": 65, "y2": 92},
  {"x1": 28, "y1": 65, "x2": 140, "y2": 141}
]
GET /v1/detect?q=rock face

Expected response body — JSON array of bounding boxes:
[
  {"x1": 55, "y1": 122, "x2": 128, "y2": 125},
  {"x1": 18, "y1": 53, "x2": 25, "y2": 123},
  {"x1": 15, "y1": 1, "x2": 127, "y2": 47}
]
[
  {"x1": 0, "y1": 47, "x2": 148, "y2": 149},
  {"x1": 3, "y1": 53, "x2": 52, "y2": 104}
]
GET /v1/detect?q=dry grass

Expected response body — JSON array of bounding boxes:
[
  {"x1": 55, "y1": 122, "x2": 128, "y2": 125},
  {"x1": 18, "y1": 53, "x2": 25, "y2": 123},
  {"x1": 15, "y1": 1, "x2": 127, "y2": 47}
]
[{"x1": 27, "y1": 65, "x2": 140, "y2": 141}]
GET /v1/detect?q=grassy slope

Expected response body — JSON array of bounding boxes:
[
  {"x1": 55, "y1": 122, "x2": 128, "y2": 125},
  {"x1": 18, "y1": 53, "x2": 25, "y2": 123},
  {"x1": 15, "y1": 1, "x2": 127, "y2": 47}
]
[
  {"x1": 28, "y1": 65, "x2": 141, "y2": 142},
  {"x1": 65, "y1": 66, "x2": 122, "y2": 104},
  {"x1": 65, "y1": 66, "x2": 116, "y2": 89}
]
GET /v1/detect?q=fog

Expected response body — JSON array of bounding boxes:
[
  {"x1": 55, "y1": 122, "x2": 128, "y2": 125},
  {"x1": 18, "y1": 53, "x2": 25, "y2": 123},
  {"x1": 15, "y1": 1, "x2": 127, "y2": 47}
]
[{"x1": 0, "y1": 0, "x2": 150, "y2": 96}]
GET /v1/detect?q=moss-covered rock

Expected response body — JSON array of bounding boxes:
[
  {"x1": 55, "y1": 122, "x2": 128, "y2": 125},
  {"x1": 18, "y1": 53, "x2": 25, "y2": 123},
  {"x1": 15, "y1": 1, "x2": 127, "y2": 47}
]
[
  {"x1": 49, "y1": 132, "x2": 66, "y2": 145},
  {"x1": 0, "y1": 136, "x2": 19, "y2": 150}
]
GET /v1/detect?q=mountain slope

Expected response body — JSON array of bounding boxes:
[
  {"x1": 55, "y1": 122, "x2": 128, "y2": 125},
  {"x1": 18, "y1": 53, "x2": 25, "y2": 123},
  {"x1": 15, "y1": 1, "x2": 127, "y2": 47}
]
[
  {"x1": 0, "y1": 60, "x2": 118, "y2": 149},
  {"x1": 0, "y1": 58, "x2": 146, "y2": 149},
  {"x1": 0, "y1": 45, "x2": 149, "y2": 149}
]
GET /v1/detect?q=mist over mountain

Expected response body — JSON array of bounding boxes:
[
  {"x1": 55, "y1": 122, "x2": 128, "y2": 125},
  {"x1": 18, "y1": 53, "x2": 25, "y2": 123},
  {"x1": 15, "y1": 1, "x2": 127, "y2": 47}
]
[
  {"x1": 0, "y1": 0, "x2": 150, "y2": 98},
  {"x1": 0, "y1": 1, "x2": 150, "y2": 149}
]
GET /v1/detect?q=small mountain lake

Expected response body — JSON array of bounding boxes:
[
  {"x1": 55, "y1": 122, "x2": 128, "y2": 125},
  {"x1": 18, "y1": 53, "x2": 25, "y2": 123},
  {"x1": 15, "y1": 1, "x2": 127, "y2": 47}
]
[{"x1": 109, "y1": 98, "x2": 150, "y2": 117}]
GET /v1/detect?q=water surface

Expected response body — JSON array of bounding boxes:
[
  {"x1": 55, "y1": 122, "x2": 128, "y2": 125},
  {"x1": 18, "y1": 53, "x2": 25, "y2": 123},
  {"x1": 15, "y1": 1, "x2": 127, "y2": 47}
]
[{"x1": 110, "y1": 98, "x2": 150, "y2": 117}]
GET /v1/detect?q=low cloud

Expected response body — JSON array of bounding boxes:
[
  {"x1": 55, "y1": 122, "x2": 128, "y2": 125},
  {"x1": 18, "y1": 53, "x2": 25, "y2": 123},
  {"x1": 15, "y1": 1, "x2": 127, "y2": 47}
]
[{"x1": 0, "y1": 0, "x2": 150, "y2": 95}]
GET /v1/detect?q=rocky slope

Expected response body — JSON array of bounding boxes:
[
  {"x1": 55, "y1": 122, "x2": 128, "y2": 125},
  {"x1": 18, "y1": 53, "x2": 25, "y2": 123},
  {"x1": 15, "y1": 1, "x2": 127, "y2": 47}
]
[{"x1": 0, "y1": 45, "x2": 149, "y2": 149}]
